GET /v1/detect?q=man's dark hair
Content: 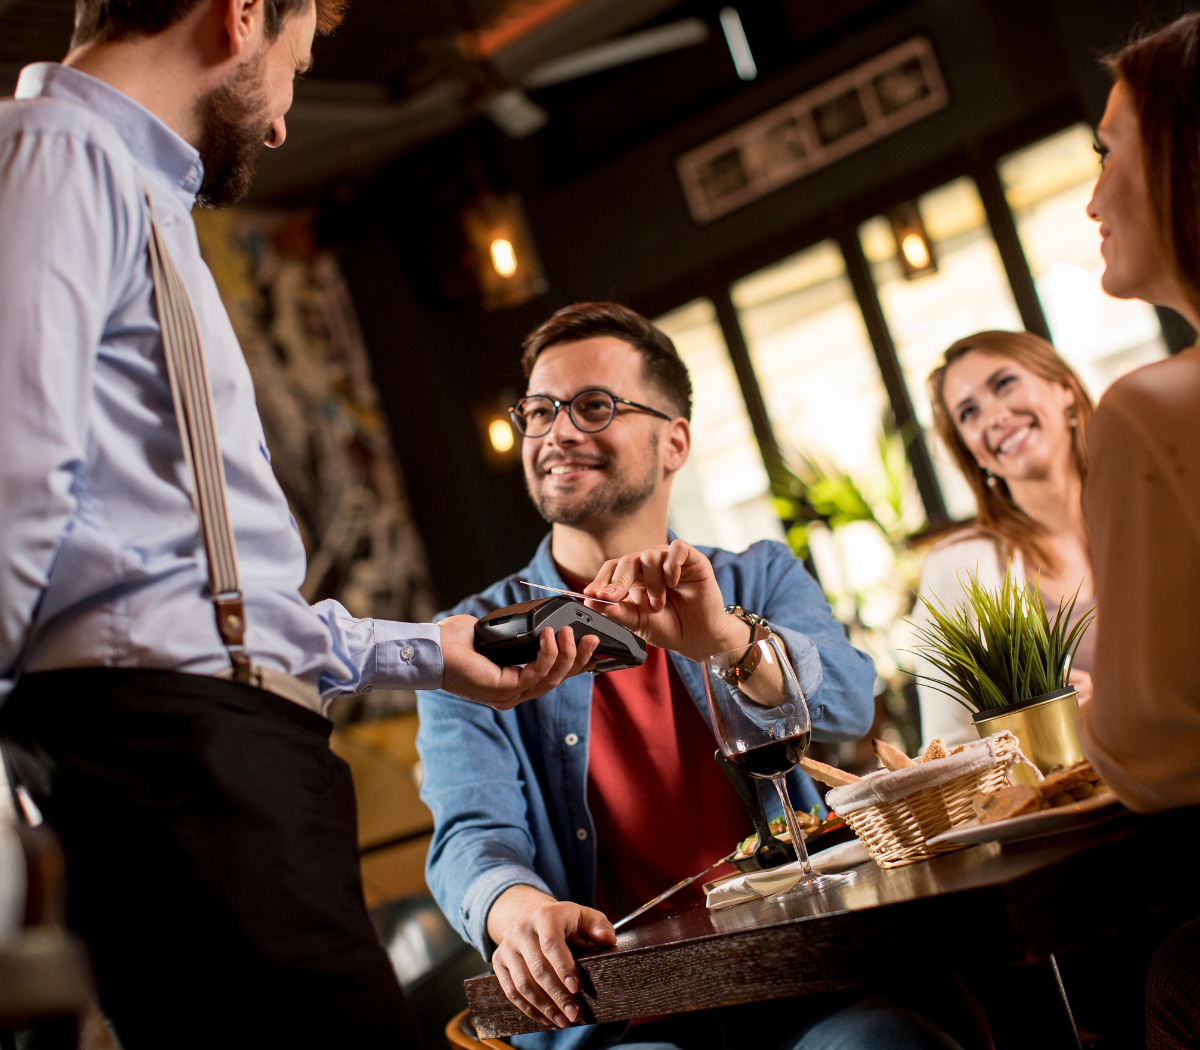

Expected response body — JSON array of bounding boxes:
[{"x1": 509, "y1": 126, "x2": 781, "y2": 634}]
[
  {"x1": 72, "y1": 0, "x2": 347, "y2": 47},
  {"x1": 521, "y1": 302, "x2": 693, "y2": 421}
]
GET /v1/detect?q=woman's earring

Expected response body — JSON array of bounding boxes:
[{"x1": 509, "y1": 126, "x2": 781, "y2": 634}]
[
  {"x1": 1067, "y1": 407, "x2": 1079, "y2": 428},
  {"x1": 985, "y1": 469, "x2": 998, "y2": 489}
]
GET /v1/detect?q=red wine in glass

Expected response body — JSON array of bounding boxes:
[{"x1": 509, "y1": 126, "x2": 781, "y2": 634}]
[
  {"x1": 727, "y1": 732, "x2": 811, "y2": 779},
  {"x1": 702, "y1": 637, "x2": 853, "y2": 896}
]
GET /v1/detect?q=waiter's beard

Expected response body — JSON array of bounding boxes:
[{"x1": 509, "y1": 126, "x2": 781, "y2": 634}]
[
  {"x1": 195, "y1": 56, "x2": 272, "y2": 209},
  {"x1": 526, "y1": 443, "x2": 661, "y2": 528}
]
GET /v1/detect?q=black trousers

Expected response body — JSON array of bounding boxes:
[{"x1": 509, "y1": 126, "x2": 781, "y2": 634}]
[{"x1": 0, "y1": 668, "x2": 422, "y2": 1049}]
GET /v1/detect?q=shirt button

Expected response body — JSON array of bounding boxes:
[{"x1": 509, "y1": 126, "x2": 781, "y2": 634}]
[
  {"x1": 576, "y1": 828, "x2": 588, "y2": 841},
  {"x1": 565, "y1": 733, "x2": 579, "y2": 746},
  {"x1": 400, "y1": 645, "x2": 415, "y2": 661}
]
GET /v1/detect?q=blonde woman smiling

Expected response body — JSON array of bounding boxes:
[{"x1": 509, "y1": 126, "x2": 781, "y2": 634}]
[{"x1": 914, "y1": 330, "x2": 1096, "y2": 746}]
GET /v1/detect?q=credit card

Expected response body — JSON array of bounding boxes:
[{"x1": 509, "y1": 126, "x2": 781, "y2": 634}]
[{"x1": 519, "y1": 580, "x2": 620, "y2": 605}]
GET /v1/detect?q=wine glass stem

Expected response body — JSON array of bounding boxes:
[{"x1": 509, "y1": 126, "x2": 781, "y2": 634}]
[{"x1": 771, "y1": 775, "x2": 813, "y2": 876}]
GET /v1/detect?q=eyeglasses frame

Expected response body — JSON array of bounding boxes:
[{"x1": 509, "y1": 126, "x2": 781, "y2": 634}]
[{"x1": 508, "y1": 387, "x2": 674, "y2": 437}]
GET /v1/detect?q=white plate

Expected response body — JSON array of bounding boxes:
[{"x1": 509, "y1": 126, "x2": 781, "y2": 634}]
[{"x1": 926, "y1": 792, "x2": 1125, "y2": 847}]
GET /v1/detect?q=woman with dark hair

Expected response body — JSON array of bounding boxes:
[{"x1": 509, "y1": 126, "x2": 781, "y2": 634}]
[
  {"x1": 1081, "y1": 13, "x2": 1200, "y2": 813},
  {"x1": 915, "y1": 330, "x2": 1096, "y2": 745},
  {"x1": 1083, "y1": 15, "x2": 1200, "y2": 1047}
]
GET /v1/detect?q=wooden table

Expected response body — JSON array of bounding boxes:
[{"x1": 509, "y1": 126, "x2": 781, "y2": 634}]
[{"x1": 466, "y1": 806, "x2": 1200, "y2": 1048}]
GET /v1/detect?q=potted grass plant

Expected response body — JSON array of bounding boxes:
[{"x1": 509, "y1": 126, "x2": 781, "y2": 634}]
[{"x1": 909, "y1": 570, "x2": 1095, "y2": 774}]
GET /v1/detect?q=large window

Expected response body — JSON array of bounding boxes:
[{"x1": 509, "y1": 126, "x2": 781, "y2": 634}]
[
  {"x1": 733, "y1": 240, "x2": 895, "y2": 493},
  {"x1": 654, "y1": 299, "x2": 784, "y2": 551},
  {"x1": 861, "y1": 177, "x2": 1023, "y2": 519},
  {"x1": 999, "y1": 123, "x2": 1167, "y2": 397},
  {"x1": 654, "y1": 123, "x2": 1171, "y2": 546}
]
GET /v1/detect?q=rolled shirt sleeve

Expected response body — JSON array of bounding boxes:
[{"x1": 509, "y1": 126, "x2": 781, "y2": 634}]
[{"x1": 417, "y1": 681, "x2": 558, "y2": 958}]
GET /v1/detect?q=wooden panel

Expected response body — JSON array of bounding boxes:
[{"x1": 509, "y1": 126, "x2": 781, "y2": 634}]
[
  {"x1": 331, "y1": 726, "x2": 432, "y2": 851},
  {"x1": 342, "y1": 712, "x2": 422, "y2": 767},
  {"x1": 360, "y1": 834, "x2": 434, "y2": 908}
]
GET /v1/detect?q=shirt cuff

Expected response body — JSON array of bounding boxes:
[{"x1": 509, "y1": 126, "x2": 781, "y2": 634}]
[
  {"x1": 460, "y1": 863, "x2": 555, "y2": 960},
  {"x1": 374, "y1": 621, "x2": 443, "y2": 691},
  {"x1": 772, "y1": 624, "x2": 823, "y2": 701}
]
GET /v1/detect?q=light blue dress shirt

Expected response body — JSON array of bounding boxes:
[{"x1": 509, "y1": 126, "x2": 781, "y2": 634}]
[{"x1": 0, "y1": 64, "x2": 442, "y2": 709}]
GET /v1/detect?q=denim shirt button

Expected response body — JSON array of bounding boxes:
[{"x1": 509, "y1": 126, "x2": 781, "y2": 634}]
[
  {"x1": 565, "y1": 733, "x2": 579, "y2": 746},
  {"x1": 576, "y1": 828, "x2": 588, "y2": 840},
  {"x1": 400, "y1": 645, "x2": 415, "y2": 661}
]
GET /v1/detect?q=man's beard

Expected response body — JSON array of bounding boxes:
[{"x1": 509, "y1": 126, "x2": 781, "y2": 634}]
[
  {"x1": 195, "y1": 57, "x2": 271, "y2": 209},
  {"x1": 526, "y1": 443, "x2": 660, "y2": 528}
]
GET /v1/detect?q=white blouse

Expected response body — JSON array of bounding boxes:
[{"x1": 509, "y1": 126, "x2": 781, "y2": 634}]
[
  {"x1": 912, "y1": 534, "x2": 1023, "y2": 748},
  {"x1": 912, "y1": 531, "x2": 1095, "y2": 749}
]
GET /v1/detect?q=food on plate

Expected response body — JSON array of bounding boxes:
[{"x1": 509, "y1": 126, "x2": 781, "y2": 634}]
[
  {"x1": 1037, "y1": 760, "x2": 1103, "y2": 799},
  {"x1": 797, "y1": 755, "x2": 859, "y2": 787},
  {"x1": 974, "y1": 784, "x2": 1040, "y2": 823},
  {"x1": 873, "y1": 738, "x2": 915, "y2": 771},
  {"x1": 973, "y1": 760, "x2": 1112, "y2": 823},
  {"x1": 732, "y1": 808, "x2": 847, "y2": 857},
  {"x1": 920, "y1": 738, "x2": 948, "y2": 762}
]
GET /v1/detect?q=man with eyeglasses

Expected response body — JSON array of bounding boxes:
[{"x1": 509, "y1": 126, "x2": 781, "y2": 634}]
[{"x1": 417, "y1": 303, "x2": 963, "y2": 1050}]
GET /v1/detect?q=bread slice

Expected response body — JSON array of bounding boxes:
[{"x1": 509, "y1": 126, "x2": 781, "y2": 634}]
[
  {"x1": 797, "y1": 755, "x2": 859, "y2": 787},
  {"x1": 920, "y1": 738, "x2": 948, "y2": 762},
  {"x1": 1036, "y1": 761, "x2": 1099, "y2": 800},
  {"x1": 973, "y1": 784, "x2": 1041, "y2": 824},
  {"x1": 873, "y1": 738, "x2": 915, "y2": 771}
]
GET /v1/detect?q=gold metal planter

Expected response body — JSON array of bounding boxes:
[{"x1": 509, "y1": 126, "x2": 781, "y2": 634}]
[{"x1": 972, "y1": 687, "x2": 1083, "y2": 776}]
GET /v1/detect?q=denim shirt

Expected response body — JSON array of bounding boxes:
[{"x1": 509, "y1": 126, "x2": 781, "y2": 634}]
[{"x1": 416, "y1": 535, "x2": 875, "y2": 1048}]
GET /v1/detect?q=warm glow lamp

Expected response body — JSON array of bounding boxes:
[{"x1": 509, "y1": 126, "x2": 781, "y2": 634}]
[
  {"x1": 901, "y1": 233, "x2": 930, "y2": 269},
  {"x1": 462, "y1": 192, "x2": 548, "y2": 310},
  {"x1": 490, "y1": 238, "x2": 518, "y2": 277},
  {"x1": 888, "y1": 201, "x2": 937, "y2": 280},
  {"x1": 488, "y1": 417, "x2": 515, "y2": 453}
]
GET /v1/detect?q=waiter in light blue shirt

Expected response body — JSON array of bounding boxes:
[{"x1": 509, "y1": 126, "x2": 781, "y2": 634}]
[{"x1": 0, "y1": 1, "x2": 596, "y2": 1046}]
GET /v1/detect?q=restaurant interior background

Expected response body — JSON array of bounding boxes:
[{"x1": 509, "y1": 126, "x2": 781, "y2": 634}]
[{"x1": 2, "y1": 0, "x2": 1197, "y2": 1036}]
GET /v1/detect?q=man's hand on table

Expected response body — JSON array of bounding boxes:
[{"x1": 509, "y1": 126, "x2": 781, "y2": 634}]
[
  {"x1": 582, "y1": 539, "x2": 750, "y2": 662},
  {"x1": 487, "y1": 885, "x2": 616, "y2": 1028},
  {"x1": 438, "y1": 616, "x2": 599, "y2": 710}
]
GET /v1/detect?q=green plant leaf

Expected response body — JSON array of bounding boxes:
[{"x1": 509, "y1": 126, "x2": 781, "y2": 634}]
[{"x1": 905, "y1": 567, "x2": 1090, "y2": 712}]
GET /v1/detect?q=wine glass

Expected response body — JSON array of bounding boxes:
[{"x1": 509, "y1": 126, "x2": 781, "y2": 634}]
[{"x1": 701, "y1": 636, "x2": 854, "y2": 896}]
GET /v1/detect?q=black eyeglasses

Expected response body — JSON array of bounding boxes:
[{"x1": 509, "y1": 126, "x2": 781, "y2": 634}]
[{"x1": 509, "y1": 388, "x2": 673, "y2": 437}]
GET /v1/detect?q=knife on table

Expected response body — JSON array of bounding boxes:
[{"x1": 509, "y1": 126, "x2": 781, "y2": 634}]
[{"x1": 611, "y1": 853, "x2": 735, "y2": 930}]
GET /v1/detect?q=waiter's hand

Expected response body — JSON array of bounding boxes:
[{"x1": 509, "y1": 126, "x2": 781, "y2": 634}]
[
  {"x1": 582, "y1": 539, "x2": 747, "y2": 662},
  {"x1": 487, "y1": 885, "x2": 616, "y2": 1028},
  {"x1": 438, "y1": 615, "x2": 599, "y2": 710}
]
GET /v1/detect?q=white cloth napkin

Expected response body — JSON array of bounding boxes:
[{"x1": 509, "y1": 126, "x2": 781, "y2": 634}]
[
  {"x1": 705, "y1": 839, "x2": 872, "y2": 910},
  {"x1": 823, "y1": 731, "x2": 1037, "y2": 815}
]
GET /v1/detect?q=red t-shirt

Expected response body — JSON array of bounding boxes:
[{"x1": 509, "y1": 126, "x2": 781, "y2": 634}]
[{"x1": 561, "y1": 573, "x2": 752, "y2": 920}]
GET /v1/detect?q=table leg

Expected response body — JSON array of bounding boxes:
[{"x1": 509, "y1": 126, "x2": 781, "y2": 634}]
[{"x1": 973, "y1": 956, "x2": 1082, "y2": 1050}]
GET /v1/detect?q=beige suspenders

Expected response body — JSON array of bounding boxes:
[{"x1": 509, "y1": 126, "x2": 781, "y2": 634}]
[{"x1": 143, "y1": 188, "x2": 320, "y2": 712}]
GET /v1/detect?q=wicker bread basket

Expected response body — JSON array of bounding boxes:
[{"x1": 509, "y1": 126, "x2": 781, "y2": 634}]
[{"x1": 825, "y1": 732, "x2": 1034, "y2": 868}]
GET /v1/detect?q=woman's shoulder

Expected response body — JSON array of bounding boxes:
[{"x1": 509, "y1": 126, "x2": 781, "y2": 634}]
[
  {"x1": 1098, "y1": 349, "x2": 1200, "y2": 437},
  {"x1": 924, "y1": 527, "x2": 1003, "y2": 563},
  {"x1": 919, "y1": 528, "x2": 1012, "y2": 595}
]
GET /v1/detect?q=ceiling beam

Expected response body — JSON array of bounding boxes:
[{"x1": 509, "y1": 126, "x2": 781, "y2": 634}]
[{"x1": 488, "y1": 0, "x2": 684, "y2": 83}]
